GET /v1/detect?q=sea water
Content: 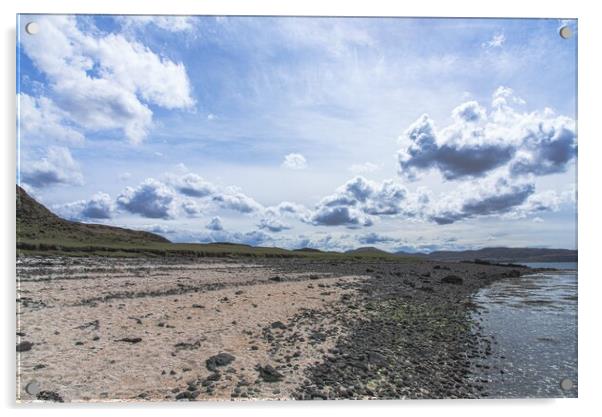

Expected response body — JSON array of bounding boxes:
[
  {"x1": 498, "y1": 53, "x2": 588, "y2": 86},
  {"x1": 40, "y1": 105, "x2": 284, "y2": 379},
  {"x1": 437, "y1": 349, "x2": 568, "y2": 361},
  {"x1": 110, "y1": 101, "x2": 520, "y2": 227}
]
[{"x1": 470, "y1": 262, "x2": 577, "y2": 398}]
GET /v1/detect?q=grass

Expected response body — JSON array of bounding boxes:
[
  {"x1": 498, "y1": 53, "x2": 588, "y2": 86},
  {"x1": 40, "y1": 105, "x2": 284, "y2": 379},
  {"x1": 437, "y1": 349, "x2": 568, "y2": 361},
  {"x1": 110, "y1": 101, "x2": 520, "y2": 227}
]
[{"x1": 16, "y1": 238, "x2": 421, "y2": 261}]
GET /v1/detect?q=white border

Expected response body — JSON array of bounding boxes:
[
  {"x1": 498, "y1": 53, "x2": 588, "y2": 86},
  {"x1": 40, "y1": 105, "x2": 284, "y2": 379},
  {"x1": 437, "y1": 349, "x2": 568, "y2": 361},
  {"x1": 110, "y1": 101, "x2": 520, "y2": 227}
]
[{"x1": 2, "y1": 1, "x2": 600, "y2": 416}]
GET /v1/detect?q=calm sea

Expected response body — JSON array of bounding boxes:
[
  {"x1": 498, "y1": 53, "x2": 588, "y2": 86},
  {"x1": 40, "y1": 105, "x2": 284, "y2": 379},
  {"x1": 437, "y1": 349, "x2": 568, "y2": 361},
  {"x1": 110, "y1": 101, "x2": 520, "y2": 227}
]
[{"x1": 469, "y1": 262, "x2": 577, "y2": 398}]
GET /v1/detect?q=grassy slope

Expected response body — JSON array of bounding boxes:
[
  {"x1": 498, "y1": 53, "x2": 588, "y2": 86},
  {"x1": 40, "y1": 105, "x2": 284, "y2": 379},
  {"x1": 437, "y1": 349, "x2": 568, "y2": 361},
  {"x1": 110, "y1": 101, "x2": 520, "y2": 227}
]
[{"x1": 16, "y1": 185, "x2": 413, "y2": 261}]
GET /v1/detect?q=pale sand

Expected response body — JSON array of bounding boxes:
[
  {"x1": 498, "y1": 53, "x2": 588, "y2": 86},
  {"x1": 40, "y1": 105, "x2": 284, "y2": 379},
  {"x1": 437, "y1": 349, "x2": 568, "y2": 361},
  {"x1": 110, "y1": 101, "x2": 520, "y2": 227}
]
[{"x1": 16, "y1": 257, "x2": 365, "y2": 402}]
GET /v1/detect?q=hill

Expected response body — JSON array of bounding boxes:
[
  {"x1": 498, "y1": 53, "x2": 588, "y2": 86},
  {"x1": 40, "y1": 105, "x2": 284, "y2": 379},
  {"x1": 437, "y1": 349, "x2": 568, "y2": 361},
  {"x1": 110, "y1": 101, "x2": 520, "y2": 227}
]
[
  {"x1": 396, "y1": 247, "x2": 577, "y2": 263},
  {"x1": 346, "y1": 246, "x2": 392, "y2": 256},
  {"x1": 16, "y1": 185, "x2": 170, "y2": 251}
]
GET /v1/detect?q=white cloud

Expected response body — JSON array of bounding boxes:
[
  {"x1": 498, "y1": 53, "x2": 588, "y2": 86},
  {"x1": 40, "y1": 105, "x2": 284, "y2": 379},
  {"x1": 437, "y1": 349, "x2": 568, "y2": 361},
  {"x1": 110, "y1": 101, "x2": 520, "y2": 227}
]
[
  {"x1": 397, "y1": 87, "x2": 576, "y2": 181},
  {"x1": 19, "y1": 93, "x2": 84, "y2": 144},
  {"x1": 138, "y1": 224, "x2": 177, "y2": 234},
  {"x1": 282, "y1": 153, "x2": 307, "y2": 170},
  {"x1": 429, "y1": 175, "x2": 536, "y2": 225},
  {"x1": 21, "y1": 146, "x2": 84, "y2": 188},
  {"x1": 258, "y1": 217, "x2": 291, "y2": 233},
  {"x1": 212, "y1": 190, "x2": 264, "y2": 214},
  {"x1": 116, "y1": 16, "x2": 197, "y2": 33},
  {"x1": 168, "y1": 173, "x2": 216, "y2": 198},
  {"x1": 310, "y1": 205, "x2": 373, "y2": 228},
  {"x1": 181, "y1": 199, "x2": 207, "y2": 217},
  {"x1": 54, "y1": 192, "x2": 114, "y2": 220},
  {"x1": 117, "y1": 178, "x2": 177, "y2": 219},
  {"x1": 206, "y1": 216, "x2": 224, "y2": 231},
  {"x1": 20, "y1": 15, "x2": 194, "y2": 144},
  {"x1": 482, "y1": 33, "x2": 505, "y2": 49}
]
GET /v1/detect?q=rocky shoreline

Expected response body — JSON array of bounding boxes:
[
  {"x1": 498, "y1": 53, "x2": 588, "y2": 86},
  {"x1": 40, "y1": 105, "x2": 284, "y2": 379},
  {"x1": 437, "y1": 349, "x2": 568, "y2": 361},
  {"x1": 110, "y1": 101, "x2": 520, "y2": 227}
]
[
  {"x1": 16, "y1": 256, "x2": 530, "y2": 401},
  {"x1": 260, "y1": 258, "x2": 530, "y2": 399}
]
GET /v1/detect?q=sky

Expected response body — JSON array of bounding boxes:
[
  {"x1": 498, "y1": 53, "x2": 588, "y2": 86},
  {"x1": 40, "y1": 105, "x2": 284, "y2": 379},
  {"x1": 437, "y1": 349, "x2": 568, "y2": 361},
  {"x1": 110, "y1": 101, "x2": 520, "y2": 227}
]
[{"x1": 16, "y1": 15, "x2": 578, "y2": 253}]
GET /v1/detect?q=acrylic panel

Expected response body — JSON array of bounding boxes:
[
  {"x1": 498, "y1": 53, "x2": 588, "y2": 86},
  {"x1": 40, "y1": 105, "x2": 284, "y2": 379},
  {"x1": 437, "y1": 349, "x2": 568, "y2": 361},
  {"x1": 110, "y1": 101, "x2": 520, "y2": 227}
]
[{"x1": 16, "y1": 15, "x2": 577, "y2": 402}]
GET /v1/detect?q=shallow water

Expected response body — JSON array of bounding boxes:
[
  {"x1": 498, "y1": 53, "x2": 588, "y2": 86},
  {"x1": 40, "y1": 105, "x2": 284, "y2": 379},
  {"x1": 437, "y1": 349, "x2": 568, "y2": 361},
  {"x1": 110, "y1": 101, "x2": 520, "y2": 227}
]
[{"x1": 470, "y1": 263, "x2": 577, "y2": 398}]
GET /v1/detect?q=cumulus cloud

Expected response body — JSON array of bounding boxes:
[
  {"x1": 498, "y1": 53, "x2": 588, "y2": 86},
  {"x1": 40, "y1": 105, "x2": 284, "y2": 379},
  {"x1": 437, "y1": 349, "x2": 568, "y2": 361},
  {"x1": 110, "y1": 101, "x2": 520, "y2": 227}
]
[
  {"x1": 358, "y1": 233, "x2": 400, "y2": 245},
  {"x1": 308, "y1": 176, "x2": 411, "y2": 227},
  {"x1": 258, "y1": 217, "x2": 291, "y2": 232},
  {"x1": 282, "y1": 153, "x2": 307, "y2": 170},
  {"x1": 166, "y1": 169, "x2": 262, "y2": 215},
  {"x1": 310, "y1": 205, "x2": 373, "y2": 228},
  {"x1": 182, "y1": 229, "x2": 273, "y2": 247},
  {"x1": 169, "y1": 173, "x2": 215, "y2": 197},
  {"x1": 206, "y1": 216, "x2": 224, "y2": 231},
  {"x1": 269, "y1": 201, "x2": 311, "y2": 218},
  {"x1": 429, "y1": 176, "x2": 536, "y2": 225},
  {"x1": 212, "y1": 189, "x2": 264, "y2": 213},
  {"x1": 139, "y1": 224, "x2": 177, "y2": 234},
  {"x1": 505, "y1": 189, "x2": 570, "y2": 220},
  {"x1": 363, "y1": 180, "x2": 408, "y2": 215},
  {"x1": 397, "y1": 87, "x2": 576, "y2": 181},
  {"x1": 19, "y1": 93, "x2": 84, "y2": 144},
  {"x1": 117, "y1": 178, "x2": 177, "y2": 219},
  {"x1": 20, "y1": 15, "x2": 194, "y2": 144},
  {"x1": 180, "y1": 199, "x2": 207, "y2": 217},
  {"x1": 21, "y1": 146, "x2": 84, "y2": 188},
  {"x1": 54, "y1": 192, "x2": 114, "y2": 220},
  {"x1": 398, "y1": 112, "x2": 514, "y2": 181}
]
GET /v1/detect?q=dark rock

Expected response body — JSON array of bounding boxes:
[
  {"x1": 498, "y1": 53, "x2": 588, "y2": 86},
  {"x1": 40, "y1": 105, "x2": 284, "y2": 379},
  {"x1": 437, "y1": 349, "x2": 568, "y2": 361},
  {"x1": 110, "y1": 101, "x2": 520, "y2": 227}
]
[
  {"x1": 367, "y1": 351, "x2": 387, "y2": 366},
  {"x1": 271, "y1": 321, "x2": 287, "y2": 330},
  {"x1": 16, "y1": 341, "x2": 33, "y2": 352},
  {"x1": 175, "y1": 390, "x2": 199, "y2": 400},
  {"x1": 206, "y1": 353, "x2": 235, "y2": 371},
  {"x1": 76, "y1": 320, "x2": 100, "y2": 331},
  {"x1": 441, "y1": 275, "x2": 463, "y2": 285},
  {"x1": 258, "y1": 364, "x2": 284, "y2": 382},
  {"x1": 206, "y1": 372, "x2": 221, "y2": 382},
  {"x1": 115, "y1": 337, "x2": 142, "y2": 343},
  {"x1": 174, "y1": 340, "x2": 201, "y2": 350},
  {"x1": 192, "y1": 304, "x2": 205, "y2": 309},
  {"x1": 269, "y1": 276, "x2": 283, "y2": 282},
  {"x1": 36, "y1": 390, "x2": 63, "y2": 402}
]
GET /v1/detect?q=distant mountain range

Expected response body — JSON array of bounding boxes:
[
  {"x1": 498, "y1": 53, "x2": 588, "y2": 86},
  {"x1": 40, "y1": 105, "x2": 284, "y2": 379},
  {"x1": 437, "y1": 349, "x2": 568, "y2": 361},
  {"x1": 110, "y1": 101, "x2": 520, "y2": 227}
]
[
  {"x1": 347, "y1": 246, "x2": 576, "y2": 262},
  {"x1": 399, "y1": 247, "x2": 577, "y2": 262}
]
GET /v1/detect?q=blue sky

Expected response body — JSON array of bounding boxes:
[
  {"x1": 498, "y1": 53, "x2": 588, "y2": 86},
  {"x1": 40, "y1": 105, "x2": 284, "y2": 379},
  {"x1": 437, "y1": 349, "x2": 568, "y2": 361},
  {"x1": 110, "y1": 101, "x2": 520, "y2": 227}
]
[{"x1": 17, "y1": 15, "x2": 577, "y2": 252}]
